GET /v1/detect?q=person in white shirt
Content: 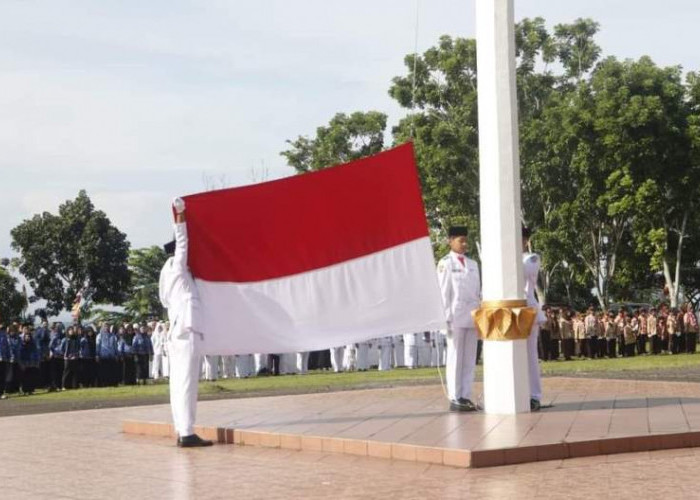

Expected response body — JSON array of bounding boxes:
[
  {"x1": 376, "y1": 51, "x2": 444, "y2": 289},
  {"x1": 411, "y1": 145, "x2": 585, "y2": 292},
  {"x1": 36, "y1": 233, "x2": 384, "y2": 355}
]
[
  {"x1": 158, "y1": 198, "x2": 212, "y2": 447},
  {"x1": 436, "y1": 226, "x2": 481, "y2": 412},
  {"x1": 150, "y1": 321, "x2": 169, "y2": 380},
  {"x1": 403, "y1": 333, "x2": 419, "y2": 369},
  {"x1": 522, "y1": 226, "x2": 545, "y2": 412}
]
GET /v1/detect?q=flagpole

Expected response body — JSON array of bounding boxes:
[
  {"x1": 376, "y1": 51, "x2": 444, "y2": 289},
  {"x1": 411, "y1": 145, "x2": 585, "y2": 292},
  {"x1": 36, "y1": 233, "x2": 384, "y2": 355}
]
[{"x1": 472, "y1": 0, "x2": 535, "y2": 414}]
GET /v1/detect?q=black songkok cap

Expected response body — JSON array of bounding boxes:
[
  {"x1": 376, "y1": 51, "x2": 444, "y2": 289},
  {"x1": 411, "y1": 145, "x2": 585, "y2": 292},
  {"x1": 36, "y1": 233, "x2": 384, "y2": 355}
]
[
  {"x1": 522, "y1": 226, "x2": 532, "y2": 239},
  {"x1": 448, "y1": 226, "x2": 468, "y2": 237},
  {"x1": 163, "y1": 240, "x2": 176, "y2": 256}
]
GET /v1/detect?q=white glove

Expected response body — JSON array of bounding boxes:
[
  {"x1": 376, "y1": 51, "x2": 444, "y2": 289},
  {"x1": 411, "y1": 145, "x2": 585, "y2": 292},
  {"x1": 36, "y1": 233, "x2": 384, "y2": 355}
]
[{"x1": 173, "y1": 197, "x2": 185, "y2": 214}]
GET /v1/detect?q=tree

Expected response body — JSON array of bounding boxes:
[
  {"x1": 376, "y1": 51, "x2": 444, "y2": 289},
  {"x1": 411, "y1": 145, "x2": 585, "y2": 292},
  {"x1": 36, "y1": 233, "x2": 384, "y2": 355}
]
[
  {"x1": 122, "y1": 246, "x2": 168, "y2": 322},
  {"x1": 10, "y1": 190, "x2": 130, "y2": 316},
  {"x1": 0, "y1": 265, "x2": 25, "y2": 323},
  {"x1": 281, "y1": 111, "x2": 387, "y2": 173}
]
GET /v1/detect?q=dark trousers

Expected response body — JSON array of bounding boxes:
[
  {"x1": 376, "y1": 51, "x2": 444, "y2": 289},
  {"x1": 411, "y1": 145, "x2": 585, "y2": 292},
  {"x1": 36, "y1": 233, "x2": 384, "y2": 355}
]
[
  {"x1": 476, "y1": 339, "x2": 483, "y2": 364},
  {"x1": 80, "y1": 359, "x2": 97, "y2": 387},
  {"x1": 540, "y1": 330, "x2": 552, "y2": 360},
  {"x1": 651, "y1": 336, "x2": 662, "y2": 354},
  {"x1": 687, "y1": 332, "x2": 698, "y2": 353},
  {"x1": 20, "y1": 366, "x2": 38, "y2": 394},
  {"x1": 578, "y1": 339, "x2": 588, "y2": 358},
  {"x1": 625, "y1": 343, "x2": 636, "y2": 357},
  {"x1": 49, "y1": 357, "x2": 64, "y2": 390},
  {"x1": 122, "y1": 357, "x2": 136, "y2": 385},
  {"x1": 6, "y1": 363, "x2": 20, "y2": 393},
  {"x1": 671, "y1": 335, "x2": 682, "y2": 354},
  {"x1": 98, "y1": 358, "x2": 119, "y2": 386},
  {"x1": 587, "y1": 337, "x2": 598, "y2": 358},
  {"x1": 637, "y1": 334, "x2": 648, "y2": 354},
  {"x1": 270, "y1": 355, "x2": 281, "y2": 376},
  {"x1": 598, "y1": 337, "x2": 607, "y2": 358},
  {"x1": 62, "y1": 359, "x2": 79, "y2": 389},
  {"x1": 550, "y1": 339, "x2": 560, "y2": 360},
  {"x1": 135, "y1": 354, "x2": 150, "y2": 382},
  {"x1": 562, "y1": 339, "x2": 575, "y2": 360},
  {"x1": 0, "y1": 361, "x2": 6, "y2": 395},
  {"x1": 618, "y1": 336, "x2": 626, "y2": 356},
  {"x1": 39, "y1": 359, "x2": 50, "y2": 388},
  {"x1": 607, "y1": 338, "x2": 617, "y2": 358}
]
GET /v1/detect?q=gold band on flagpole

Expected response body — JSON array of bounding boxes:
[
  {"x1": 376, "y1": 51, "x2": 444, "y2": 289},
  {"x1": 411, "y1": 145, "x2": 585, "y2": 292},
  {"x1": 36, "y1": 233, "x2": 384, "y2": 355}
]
[{"x1": 471, "y1": 299, "x2": 536, "y2": 341}]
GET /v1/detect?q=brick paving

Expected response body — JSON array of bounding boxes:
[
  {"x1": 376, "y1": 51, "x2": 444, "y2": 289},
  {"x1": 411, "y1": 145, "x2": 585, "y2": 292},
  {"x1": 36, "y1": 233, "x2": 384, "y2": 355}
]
[
  {"x1": 123, "y1": 377, "x2": 700, "y2": 467},
  {"x1": 2, "y1": 395, "x2": 700, "y2": 499}
]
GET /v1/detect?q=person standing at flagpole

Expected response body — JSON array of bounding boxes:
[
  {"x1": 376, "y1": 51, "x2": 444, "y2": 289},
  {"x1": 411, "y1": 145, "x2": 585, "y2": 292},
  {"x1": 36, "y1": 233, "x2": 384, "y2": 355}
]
[
  {"x1": 522, "y1": 226, "x2": 545, "y2": 411},
  {"x1": 437, "y1": 226, "x2": 481, "y2": 412},
  {"x1": 159, "y1": 197, "x2": 213, "y2": 448}
]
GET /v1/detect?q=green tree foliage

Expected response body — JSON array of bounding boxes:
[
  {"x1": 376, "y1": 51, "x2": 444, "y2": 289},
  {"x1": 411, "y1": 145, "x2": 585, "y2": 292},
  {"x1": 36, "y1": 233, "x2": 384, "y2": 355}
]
[
  {"x1": 122, "y1": 246, "x2": 168, "y2": 322},
  {"x1": 0, "y1": 265, "x2": 26, "y2": 323},
  {"x1": 281, "y1": 111, "x2": 387, "y2": 173},
  {"x1": 281, "y1": 18, "x2": 700, "y2": 309},
  {"x1": 10, "y1": 190, "x2": 130, "y2": 316}
]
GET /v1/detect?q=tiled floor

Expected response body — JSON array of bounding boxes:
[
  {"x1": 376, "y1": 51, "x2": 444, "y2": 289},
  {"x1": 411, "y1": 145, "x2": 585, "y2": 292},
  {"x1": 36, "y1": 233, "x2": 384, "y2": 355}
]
[
  {"x1": 122, "y1": 377, "x2": 700, "y2": 468},
  {"x1": 4, "y1": 383, "x2": 700, "y2": 499}
]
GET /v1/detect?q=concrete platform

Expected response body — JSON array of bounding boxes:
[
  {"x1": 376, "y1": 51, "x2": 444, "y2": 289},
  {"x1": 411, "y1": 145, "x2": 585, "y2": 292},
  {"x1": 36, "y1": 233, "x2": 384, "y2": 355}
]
[{"x1": 122, "y1": 377, "x2": 700, "y2": 468}]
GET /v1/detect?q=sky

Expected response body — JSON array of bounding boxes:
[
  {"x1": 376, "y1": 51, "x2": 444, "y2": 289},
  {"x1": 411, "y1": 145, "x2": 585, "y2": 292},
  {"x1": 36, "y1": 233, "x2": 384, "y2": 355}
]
[{"x1": 2, "y1": 0, "x2": 700, "y2": 265}]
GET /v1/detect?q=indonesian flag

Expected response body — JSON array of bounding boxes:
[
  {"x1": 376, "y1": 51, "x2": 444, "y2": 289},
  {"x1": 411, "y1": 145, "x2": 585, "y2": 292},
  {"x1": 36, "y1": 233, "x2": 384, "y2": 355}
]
[{"x1": 181, "y1": 143, "x2": 446, "y2": 355}]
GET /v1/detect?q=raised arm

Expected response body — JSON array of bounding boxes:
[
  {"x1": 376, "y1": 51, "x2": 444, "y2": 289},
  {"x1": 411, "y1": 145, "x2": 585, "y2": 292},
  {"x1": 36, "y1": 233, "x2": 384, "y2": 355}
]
[{"x1": 172, "y1": 197, "x2": 188, "y2": 271}]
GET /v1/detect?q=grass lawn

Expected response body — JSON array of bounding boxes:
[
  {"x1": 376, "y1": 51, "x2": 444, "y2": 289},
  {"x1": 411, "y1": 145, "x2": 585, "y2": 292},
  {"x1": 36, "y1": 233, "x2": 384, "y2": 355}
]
[{"x1": 5, "y1": 352, "x2": 700, "y2": 407}]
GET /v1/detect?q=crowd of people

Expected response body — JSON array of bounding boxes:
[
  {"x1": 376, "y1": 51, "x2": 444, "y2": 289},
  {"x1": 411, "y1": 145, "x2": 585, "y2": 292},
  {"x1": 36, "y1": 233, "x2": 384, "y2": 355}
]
[
  {"x1": 538, "y1": 303, "x2": 699, "y2": 360},
  {"x1": 0, "y1": 301, "x2": 698, "y2": 399},
  {"x1": 0, "y1": 320, "x2": 450, "y2": 398}
]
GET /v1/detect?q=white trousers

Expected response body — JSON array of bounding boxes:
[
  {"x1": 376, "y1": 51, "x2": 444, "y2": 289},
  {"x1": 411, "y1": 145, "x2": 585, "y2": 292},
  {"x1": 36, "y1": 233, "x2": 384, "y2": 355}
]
[
  {"x1": 168, "y1": 325, "x2": 202, "y2": 437},
  {"x1": 446, "y1": 327, "x2": 478, "y2": 402},
  {"x1": 296, "y1": 352, "x2": 309, "y2": 374},
  {"x1": 152, "y1": 353, "x2": 169, "y2": 379},
  {"x1": 331, "y1": 346, "x2": 345, "y2": 372},
  {"x1": 235, "y1": 354, "x2": 254, "y2": 378},
  {"x1": 393, "y1": 337, "x2": 405, "y2": 367},
  {"x1": 343, "y1": 345, "x2": 356, "y2": 371},
  {"x1": 221, "y1": 355, "x2": 236, "y2": 378},
  {"x1": 404, "y1": 344, "x2": 418, "y2": 369},
  {"x1": 356, "y1": 343, "x2": 370, "y2": 370},
  {"x1": 254, "y1": 354, "x2": 268, "y2": 374},
  {"x1": 203, "y1": 355, "x2": 220, "y2": 381},
  {"x1": 417, "y1": 343, "x2": 432, "y2": 367},
  {"x1": 528, "y1": 325, "x2": 542, "y2": 400},
  {"x1": 378, "y1": 344, "x2": 392, "y2": 371}
]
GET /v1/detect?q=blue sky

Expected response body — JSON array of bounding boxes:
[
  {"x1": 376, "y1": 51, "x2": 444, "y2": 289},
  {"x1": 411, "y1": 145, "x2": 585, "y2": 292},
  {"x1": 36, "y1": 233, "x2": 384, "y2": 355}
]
[{"x1": 2, "y1": 0, "x2": 699, "y2": 262}]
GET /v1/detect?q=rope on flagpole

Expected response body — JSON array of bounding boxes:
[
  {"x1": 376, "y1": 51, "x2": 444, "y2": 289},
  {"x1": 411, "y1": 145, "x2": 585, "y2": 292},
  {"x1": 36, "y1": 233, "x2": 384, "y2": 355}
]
[{"x1": 409, "y1": 0, "x2": 419, "y2": 139}]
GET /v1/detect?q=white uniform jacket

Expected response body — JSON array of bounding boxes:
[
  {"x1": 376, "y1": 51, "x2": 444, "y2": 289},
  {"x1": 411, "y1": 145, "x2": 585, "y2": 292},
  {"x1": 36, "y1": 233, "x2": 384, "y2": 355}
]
[
  {"x1": 158, "y1": 222, "x2": 202, "y2": 334},
  {"x1": 437, "y1": 252, "x2": 481, "y2": 329},
  {"x1": 523, "y1": 252, "x2": 546, "y2": 325}
]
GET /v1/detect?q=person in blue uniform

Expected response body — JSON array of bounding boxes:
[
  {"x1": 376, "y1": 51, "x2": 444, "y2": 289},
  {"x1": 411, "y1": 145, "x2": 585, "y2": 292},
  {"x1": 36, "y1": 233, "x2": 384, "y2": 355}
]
[
  {"x1": 79, "y1": 326, "x2": 97, "y2": 387},
  {"x1": 34, "y1": 320, "x2": 51, "y2": 388},
  {"x1": 0, "y1": 323, "x2": 10, "y2": 399},
  {"x1": 6, "y1": 324, "x2": 22, "y2": 394},
  {"x1": 19, "y1": 329, "x2": 40, "y2": 395},
  {"x1": 48, "y1": 323, "x2": 64, "y2": 391},
  {"x1": 61, "y1": 326, "x2": 81, "y2": 390},
  {"x1": 132, "y1": 324, "x2": 154, "y2": 385},
  {"x1": 96, "y1": 324, "x2": 119, "y2": 386},
  {"x1": 118, "y1": 325, "x2": 137, "y2": 385}
]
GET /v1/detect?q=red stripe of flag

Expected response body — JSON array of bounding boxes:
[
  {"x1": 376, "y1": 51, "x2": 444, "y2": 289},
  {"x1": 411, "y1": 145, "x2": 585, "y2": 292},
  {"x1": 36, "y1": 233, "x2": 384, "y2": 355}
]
[{"x1": 182, "y1": 142, "x2": 429, "y2": 282}]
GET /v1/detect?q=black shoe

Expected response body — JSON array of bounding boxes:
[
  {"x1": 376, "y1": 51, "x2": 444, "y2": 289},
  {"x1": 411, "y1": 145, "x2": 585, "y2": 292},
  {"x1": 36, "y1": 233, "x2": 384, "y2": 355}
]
[
  {"x1": 177, "y1": 434, "x2": 214, "y2": 448},
  {"x1": 530, "y1": 398, "x2": 541, "y2": 412},
  {"x1": 449, "y1": 399, "x2": 478, "y2": 412}
]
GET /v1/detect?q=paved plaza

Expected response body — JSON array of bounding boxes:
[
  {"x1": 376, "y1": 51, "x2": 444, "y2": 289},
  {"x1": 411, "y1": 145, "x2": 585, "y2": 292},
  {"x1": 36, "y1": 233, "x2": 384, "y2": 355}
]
[
  {"x1": 124, "y1": 377, "x2": 700, "y2": 468},
  {"x1": 2, "y1": 377, "x2": 700, "y2": 499}
]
